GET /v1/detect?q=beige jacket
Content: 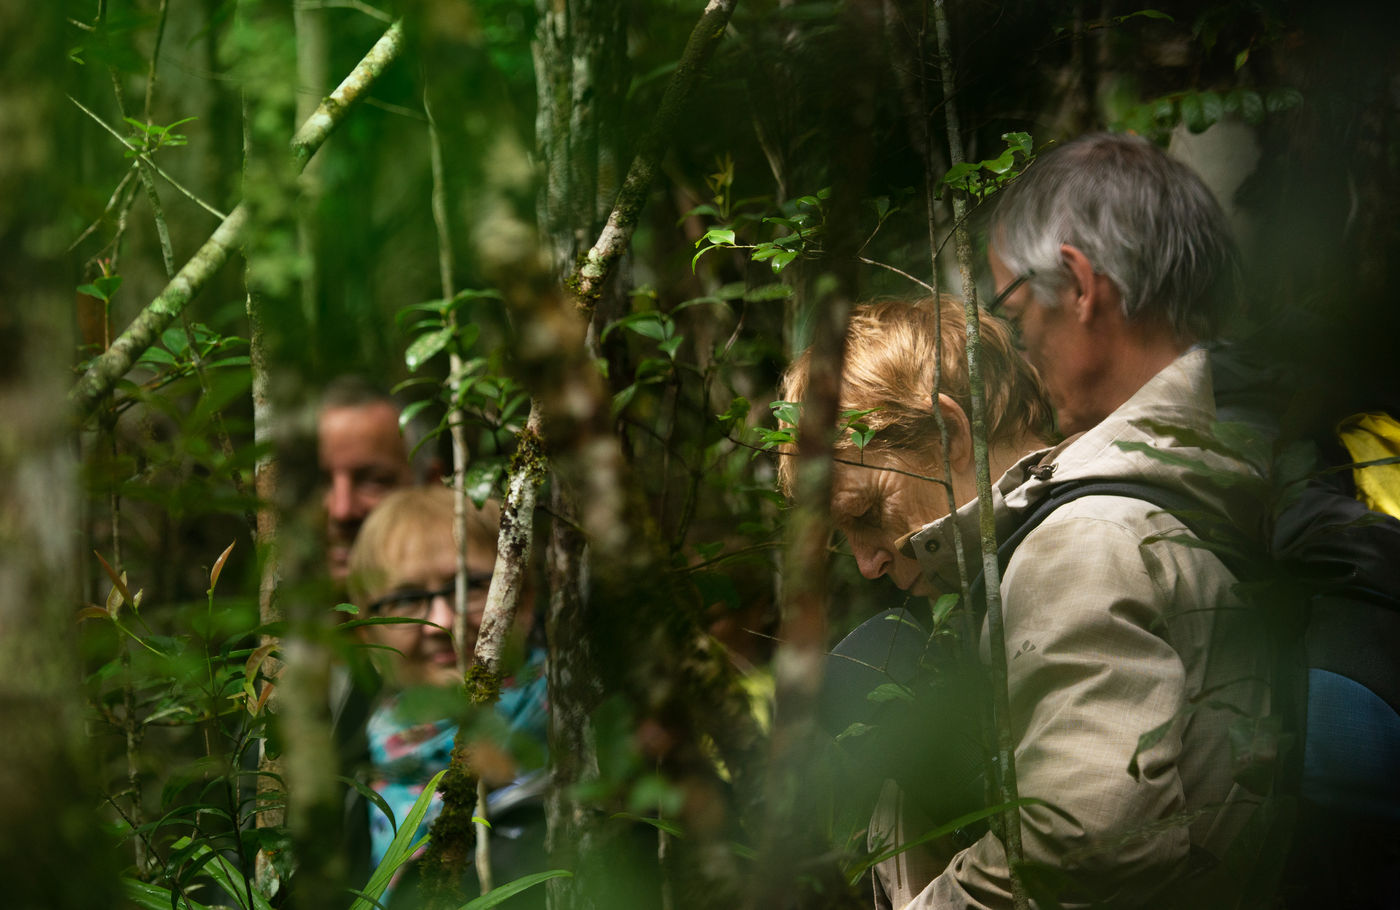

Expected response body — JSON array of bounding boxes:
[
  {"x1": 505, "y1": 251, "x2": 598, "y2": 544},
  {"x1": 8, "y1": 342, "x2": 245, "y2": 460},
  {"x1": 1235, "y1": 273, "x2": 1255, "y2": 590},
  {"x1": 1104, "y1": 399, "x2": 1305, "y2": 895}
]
[{"x1": 875, "y1": 349, "x2": 1272, "y2": 908}]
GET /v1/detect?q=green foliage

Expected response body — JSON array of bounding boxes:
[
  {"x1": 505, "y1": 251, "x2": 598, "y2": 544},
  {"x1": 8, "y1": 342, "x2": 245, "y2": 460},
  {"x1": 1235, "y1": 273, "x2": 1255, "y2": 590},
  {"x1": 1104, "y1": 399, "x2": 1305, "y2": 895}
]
[{"x1": 940, "y1": 132, "x2": 1036, "y2": 202}]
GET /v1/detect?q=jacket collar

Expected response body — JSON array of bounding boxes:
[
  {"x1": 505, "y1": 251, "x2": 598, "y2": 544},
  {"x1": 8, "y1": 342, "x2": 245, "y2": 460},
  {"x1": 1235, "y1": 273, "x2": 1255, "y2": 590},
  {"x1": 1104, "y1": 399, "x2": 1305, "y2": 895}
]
[{"x1": 900, "y1": 348, "x2": 1221, "y2": 592}]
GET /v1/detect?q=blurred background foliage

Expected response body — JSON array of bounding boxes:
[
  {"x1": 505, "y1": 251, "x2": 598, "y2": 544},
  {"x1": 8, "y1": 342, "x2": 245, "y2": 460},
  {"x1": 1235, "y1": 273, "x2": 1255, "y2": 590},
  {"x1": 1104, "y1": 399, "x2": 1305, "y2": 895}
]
[{"x1": 3, "y1": 0, "x2": 1398, "y2": 906}]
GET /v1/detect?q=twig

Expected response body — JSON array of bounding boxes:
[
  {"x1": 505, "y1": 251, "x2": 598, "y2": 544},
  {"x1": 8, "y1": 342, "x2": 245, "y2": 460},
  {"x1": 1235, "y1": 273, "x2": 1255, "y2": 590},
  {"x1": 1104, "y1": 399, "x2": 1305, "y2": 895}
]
[
  {"x1": 293, "y1": 0, "x2": 393, "y2": 22},
  {"x1": 858, "y1": 256, "x2": 936, "y2": 294},
  {"x1": 67, "y1": 95, "x2": 227, "y2": 220},
  {"x1": 71, "y1": 20, "x2": 407, "y2": 418},
  {"x1": 69, "y1": 166, "x2": 138, "y2": 252}
]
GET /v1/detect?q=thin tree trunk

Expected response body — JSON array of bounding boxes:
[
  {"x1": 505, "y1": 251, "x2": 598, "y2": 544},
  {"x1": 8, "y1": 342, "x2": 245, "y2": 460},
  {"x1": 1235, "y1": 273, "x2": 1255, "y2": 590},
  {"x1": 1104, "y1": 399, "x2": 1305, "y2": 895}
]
[
  {"x1": 931, "y1": 4, "x2": 1028, "y2": 906},
  {"x1": 0, "y1": 14, "x2": 121, "y2": 904}
]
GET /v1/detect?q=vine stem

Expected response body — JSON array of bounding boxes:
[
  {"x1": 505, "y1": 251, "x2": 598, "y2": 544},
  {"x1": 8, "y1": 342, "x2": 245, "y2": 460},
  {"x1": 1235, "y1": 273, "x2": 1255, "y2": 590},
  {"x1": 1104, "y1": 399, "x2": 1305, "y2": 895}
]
[{"x1": 932, "y1": 2, "x2": 1029, "y2": 906}]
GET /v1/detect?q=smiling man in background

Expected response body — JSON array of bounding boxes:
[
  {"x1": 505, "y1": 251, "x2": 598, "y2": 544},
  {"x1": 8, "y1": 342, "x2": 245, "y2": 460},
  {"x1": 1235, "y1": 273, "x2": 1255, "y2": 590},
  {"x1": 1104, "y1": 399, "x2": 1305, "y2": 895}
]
[{"x1": 317, "y1": 376, "x2": 441, "y2": 587}]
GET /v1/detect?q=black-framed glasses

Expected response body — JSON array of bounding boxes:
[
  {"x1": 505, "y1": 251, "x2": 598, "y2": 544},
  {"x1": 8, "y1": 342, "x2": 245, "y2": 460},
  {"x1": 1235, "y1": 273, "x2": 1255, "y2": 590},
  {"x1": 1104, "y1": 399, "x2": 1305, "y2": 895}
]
[
  {"x1": 985, "y1": 269, "x2": 1035, "y2": 316},
  {"x1": 367, "y1": 573, "x2": 492, "y2": 619}
]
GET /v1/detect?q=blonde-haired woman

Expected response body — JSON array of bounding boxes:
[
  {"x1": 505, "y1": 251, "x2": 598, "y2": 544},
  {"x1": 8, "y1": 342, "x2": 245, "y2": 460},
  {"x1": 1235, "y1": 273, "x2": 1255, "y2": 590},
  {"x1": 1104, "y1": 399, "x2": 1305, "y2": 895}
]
[{"x1": 343, "y1": 486, "x2": 546, "y2": 906}]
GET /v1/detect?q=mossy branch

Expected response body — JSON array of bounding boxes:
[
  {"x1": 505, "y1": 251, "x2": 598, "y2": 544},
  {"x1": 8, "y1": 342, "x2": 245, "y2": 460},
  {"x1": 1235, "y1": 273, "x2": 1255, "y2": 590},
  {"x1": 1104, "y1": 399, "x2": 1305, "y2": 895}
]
[
  {"x1": 70, "y1": 20, "x2": 407, "y2": 419},
  {"x1": 570, "y1": 0, "x2": 738, "y2": 311}
]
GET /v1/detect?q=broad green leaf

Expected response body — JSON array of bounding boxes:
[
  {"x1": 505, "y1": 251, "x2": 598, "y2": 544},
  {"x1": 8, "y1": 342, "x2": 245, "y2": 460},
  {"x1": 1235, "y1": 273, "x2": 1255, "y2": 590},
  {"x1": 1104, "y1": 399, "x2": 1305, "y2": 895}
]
[
  {"x1": 1265, "y1": 87, "x2": 1303, "y2": 113},
  {"x1": 940, "y1": 162, "x2": 977, "y2": 187},
  {"x1": 1238, "y1": 89, "x2": 1264, "y2": 125},
  {"x1": 1181, "y1": 92, "x2": 1208, "y2": 132},
  {"x1": 770, "y1": 400, "x2": 801, "y2": 427},
  {"x1": 121, "y1": 877, "x2": 211, "y2": 910},
  {"x1": 1198, "y1": 90, "x2": 1223, "y2": 128},
  {"x1": 405, "y1": 327, "x2": 453, "y2": 372},
  {"x1": 717, "y1": 396, "x2": 750, "y2": 430},
  {"x1": 743, "y1": 283, "x2": 793, "y2": 302},
  {"x1": 167, "y1": 836, "x2": 273, "y2": 910},
  {"x1": 699, "y1": 227, "x2": 736, "y2": 247},
  {"x1": 162, "y1": 327, "x2": 190, "y2": 355},
  {"x1": 1234, "y1": 47, "x2": 1250, "y2": 71},
  {"x1": 930, "y1": 592, "x2": 959, "y2": 629},
  {"x1": 770, "y1": 250, "x2": 798, "y2": 272},
  {"x1": 454, "y1": 870, "x2": 574, "y2": 910},
  {"x1": 1002, "y1": 131, "x2": 1034, "y2": 156},
  {"x1": 983, "y1": 148, "x2": 1017, "y2": 175},
  {"x1": 397, "y1": 399, "x2": 434, "y2": 434},
  {"x1": 351, "y1": 769, "x2": 447, "y2": 910},
  {"x1": 76, "y1": 282, "x2": 108, "y2": 301},
  {"x1": 836, "y1": 721, "x2": 874, "y2": 742},
  {"x1": 139, "y1": 345, "x2": 177, "y2": 366},
  {"x1": 866, "y1": 683, "x2": 914, "y2": 704}
]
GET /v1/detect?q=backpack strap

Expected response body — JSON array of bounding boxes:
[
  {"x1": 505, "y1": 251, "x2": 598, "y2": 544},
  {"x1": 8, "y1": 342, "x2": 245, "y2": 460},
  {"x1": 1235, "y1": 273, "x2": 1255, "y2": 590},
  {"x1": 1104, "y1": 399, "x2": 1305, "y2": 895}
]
[{"x1": 992, "y1": 480, "x2": 1206, "y2": 575}]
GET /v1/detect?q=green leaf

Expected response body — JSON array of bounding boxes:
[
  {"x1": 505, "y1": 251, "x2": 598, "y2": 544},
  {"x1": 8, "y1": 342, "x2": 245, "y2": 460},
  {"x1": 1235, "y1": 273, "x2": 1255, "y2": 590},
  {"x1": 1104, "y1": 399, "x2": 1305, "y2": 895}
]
[
  {"x1": 1118, "y1": 8, "x2": 1173, "y2": 22},
  {"x1": 76, "y1": 282, "x2": 107, "y2": 301},
  {"x1": 940, "y1": 162, "x2": 977, "y2": 188},
  {"x1": 658, "y1": 336, "x2": 684, "y2": 358},
  {"x1": 121, "y1": 878, "x2": 211, "y2": 910},
  {"x1": 463, "y1": 460, "x2": 505, "y2": 507},
  {"x1": 398, "y1": 398, "x2": 434, "y2": 433},
  {"x1": 770, "y1": 400, "x2": 801, "y2": 427},
  {"x1": 1265, "y1": 87, "x2": 1303, "y2": 114},
  {"x1": 717, "y1": 396, "x2": 751, "y2": 430},
  {"x1": 866, "y1": 683, "x2": 914, "y2": 704},
  {"x1": 626, "y1": 315, "x2": 670, "y2": 343},
  {"x1": 1151, "y1": 95, "x2": 1177, "y2": 125},
  {"x1": 1181, "y1": 92, "x2": 1208, "y2": 132},
  {"x1": 743, "y1": 283, "x2": 793, "y2": 302},
  {"x1": 167, "y1": 836, "x2": 274, "y2": 910},
  {"x1": 770, "y1": 250, "x2": 798, "y2": 272},
  {"x1": 1002, "y1": 131, "x2": 1034, "y2": 157},
  {"x1": 983, "y1": 148, "x2": 1017, "y2": 176},
  {"x1": 405, "y1": 327, "x2": 453, "y2": 372},
  {"x1": 930, "y1": 592, "x2": 959, "y2": 629},
  {"x1": 699, "y1": 227, "x2": 736, "y2": 247},
  {"x1": 351, "y1": 769, "x2": 447, "y2": 910},
  {"x1": 1238, "y1": 89, "x2": 1265, "y2": 125},
  {"x1": 334, "y1": 603, "x2": 359, "y2": 615},
  {"x1": 1234, "y1": 47, "x2": 1250, "y2": 71},
  {"x1": 1198, "y1": 90, "x2": 1223, "y2": 128},
  {"x1": 139, "y1": 346, "x2": 176, "y2": 366},
  {"x1": 836, "y1": 721, "x2": 874, "y2": 742},
  {"x1": 454, "y1": 870, "x2": 574, "y2": 910}
]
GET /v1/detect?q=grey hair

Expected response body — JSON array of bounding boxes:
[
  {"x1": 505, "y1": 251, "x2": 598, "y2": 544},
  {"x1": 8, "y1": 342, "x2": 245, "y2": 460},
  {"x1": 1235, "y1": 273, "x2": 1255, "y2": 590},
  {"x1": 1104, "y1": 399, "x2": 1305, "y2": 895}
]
[{"x1": 989, "y1": 133, "x2": 1241, "y2": 341}]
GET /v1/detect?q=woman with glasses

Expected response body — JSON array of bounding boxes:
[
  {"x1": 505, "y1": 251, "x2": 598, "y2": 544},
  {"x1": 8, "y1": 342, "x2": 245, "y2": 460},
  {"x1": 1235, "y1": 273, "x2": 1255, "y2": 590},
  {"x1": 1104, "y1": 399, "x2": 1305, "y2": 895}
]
[{"x1": 343, "y1": 486, "x2": 547, "y2": 906}]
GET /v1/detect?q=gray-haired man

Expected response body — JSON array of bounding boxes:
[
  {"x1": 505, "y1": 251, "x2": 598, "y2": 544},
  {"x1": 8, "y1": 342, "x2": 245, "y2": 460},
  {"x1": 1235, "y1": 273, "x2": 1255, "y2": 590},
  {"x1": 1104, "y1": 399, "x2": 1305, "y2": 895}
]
[{"x1": 879, "y1": 134, "x2": 1273, "y2": 907}]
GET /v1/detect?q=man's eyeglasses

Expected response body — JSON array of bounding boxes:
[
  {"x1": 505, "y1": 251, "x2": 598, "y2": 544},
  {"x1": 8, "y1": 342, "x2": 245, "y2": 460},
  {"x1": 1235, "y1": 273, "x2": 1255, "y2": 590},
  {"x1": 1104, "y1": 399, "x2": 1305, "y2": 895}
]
[
  {"x1": 367, "y1": 573, "x2": 491, "y2": 619},
  {"x1": 985, "y1": 270, "x2": 1035, "y2": 317}
]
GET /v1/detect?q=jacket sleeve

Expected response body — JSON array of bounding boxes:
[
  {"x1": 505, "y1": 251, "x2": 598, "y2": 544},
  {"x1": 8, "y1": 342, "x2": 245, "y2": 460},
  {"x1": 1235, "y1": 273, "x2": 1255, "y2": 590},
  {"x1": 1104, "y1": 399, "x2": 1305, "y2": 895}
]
[{"x1": 900, "y1": 502, "x2": 1202, "y2": 908}]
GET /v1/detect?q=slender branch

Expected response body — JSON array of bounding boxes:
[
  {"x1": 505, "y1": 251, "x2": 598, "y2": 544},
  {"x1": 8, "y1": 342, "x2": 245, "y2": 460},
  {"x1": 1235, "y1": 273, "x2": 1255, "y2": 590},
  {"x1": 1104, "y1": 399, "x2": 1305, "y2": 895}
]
[
  {"x1": 858, "y1": 255, "x2": 936, "y2": 294},
  {"x1": 293, "y1": 0, "x2": 393, "y2": 22},
  {"x1": 424, "y1": 74, "x2": 496, "y2": 893},
  {"x1": 70, "y1": 20, "x2": 407, "y2": 418},
  {"x1": 67, "y1": 95, "x2": 227, "y2": 220},
  {"x1": 571, "y1": 0, "x2": 738, "y2": 310},
  {"x1": 932, "y1": 3, "x2": 1028, "y2": 906},
  {"x1": 69, "y1": 166, "x2": 138, "y2": 252},
  {"x1": 421, "y1": 405, "x2": 547, "y2": 908}
]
